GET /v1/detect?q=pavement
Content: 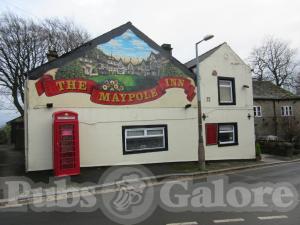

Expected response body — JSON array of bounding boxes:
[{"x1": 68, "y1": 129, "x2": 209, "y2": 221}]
[
  {"x1": 1, "y1": 160, "x2": 300, "y2": 225},
  {"x1": 0, "y1": 144, "x2": 258, "y2": 187},
  {"x1": 261, "y1": 153, "x2": 290, "y2": 163},
  {"x1": 0, "y1": 144, "x2": 203, "y2": 181},
  {"x1": 0, "y1": 144, "x2": 291, "y2": 179}
]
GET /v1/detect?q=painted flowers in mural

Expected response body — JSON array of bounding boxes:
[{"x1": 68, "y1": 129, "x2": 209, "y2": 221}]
[{"x1": 55, "y1": 29, "x2": 186, "y2": 91}]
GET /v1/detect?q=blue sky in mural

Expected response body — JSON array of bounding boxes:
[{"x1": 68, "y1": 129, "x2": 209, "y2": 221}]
[{"x1": 98, "y1": 29, "x2": 158, "y2": 60}]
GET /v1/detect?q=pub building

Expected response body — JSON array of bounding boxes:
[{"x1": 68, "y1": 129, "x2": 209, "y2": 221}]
[{"x1": 25, "y1": 22, "x2": 199, "y2": 174}]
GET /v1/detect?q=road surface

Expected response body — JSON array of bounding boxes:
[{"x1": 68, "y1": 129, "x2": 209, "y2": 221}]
[{"x1": 1, "y1": 161, "x2": 300, "y2": 225}]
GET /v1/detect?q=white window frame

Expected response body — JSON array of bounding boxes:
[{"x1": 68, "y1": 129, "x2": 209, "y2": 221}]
[
  {"x1": 219, "y1": 80, "x2": 233, "y2": 103},
  {"x1": 123, "y1": 126, "x2": 167, "y2": 153},
  {"x1": 281, "y1": 106, "x2": 293, "y2": 117},
  {"x1": 218, "y1": 77, "x2": 236, "y2": 105},
  {"x1": 218, "y1": 123, "x2": 238, "y2": 146},
  {"x1": 253, "y1": 106, "x2": 262, "y2": 117}
]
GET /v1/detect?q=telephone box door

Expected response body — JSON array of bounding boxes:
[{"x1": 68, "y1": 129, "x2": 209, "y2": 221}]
[{"x1": 53, "y1": 111, "x2": 80, "y2": 176}]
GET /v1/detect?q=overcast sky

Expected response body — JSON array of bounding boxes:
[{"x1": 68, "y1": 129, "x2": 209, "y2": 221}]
[
  {"x1": 1, "y1": 0, "x2": 300, "y2": 62},
  {"x1": 0, "y1": 0, "x2": 300, "y2": 125}
]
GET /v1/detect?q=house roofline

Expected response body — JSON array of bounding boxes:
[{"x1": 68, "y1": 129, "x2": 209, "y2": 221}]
[{"x1": 184, "y1": 42, "x2": 227, "y2": 68}]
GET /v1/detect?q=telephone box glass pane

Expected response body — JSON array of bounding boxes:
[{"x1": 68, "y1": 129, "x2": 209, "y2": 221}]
[{"x1": 59, "y1": 124, "x2": 75, "y2": 170}]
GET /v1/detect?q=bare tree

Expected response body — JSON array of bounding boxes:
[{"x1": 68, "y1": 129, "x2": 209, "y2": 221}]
[
  {"x1": 0, "y1": 13, "x2": 90, "y2": 117},
  {"x1": 41, "y1": 18, "x2": 90, "y2": 55},
  {"x1": 249, "y1": 37, "x2": 299, "y2": 88},
  {"x1": 0, "y1": 87, "x2": 15, "y2": 110}
]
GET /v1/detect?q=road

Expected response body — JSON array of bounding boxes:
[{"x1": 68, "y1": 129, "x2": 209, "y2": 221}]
[{"x1": 1, "y1": 161, "x2": 300, "y2": 225}]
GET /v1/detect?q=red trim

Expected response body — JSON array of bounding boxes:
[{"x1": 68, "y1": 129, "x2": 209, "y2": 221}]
[{"x1": 205, "y1": 123, "x2": 218, "y2": 145}]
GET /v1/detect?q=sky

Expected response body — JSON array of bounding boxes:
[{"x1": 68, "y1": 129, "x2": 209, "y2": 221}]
[
  {"x1": 98, "y1": 29, "x2": 158, "y2": 62},
  {"x1": 0, "y1": 0, "x2": 300, "y2": 125}
]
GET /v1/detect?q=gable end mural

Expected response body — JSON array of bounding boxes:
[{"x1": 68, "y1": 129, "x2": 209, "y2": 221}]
[{"x1": 35, "y1": 28, "x2": 196, "y2": 105}]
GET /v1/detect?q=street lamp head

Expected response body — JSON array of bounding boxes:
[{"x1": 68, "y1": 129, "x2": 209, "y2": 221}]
[{"x1": 203, "y1": 34, "x2": 214, "y2": 41}]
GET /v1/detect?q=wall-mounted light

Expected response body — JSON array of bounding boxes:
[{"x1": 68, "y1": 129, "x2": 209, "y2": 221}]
[
  {"x1": 185, "y1": 104, "x2": 192, "y2": 109},
  {"x1": 202, "y1": 113, "x2": 207, "y2": 120},
  {"x1": 46, "y1": 103, "x2": 53, "y2": 108},
  {"x1": 212, "y1": 70, "x2": 218, "y2": 76},
  {"x1": 247, "y1": 113, "x2": 251, "y2": 120},
  {"x1": 243, "y1": 85, "x2": 250, "y2": 88}
]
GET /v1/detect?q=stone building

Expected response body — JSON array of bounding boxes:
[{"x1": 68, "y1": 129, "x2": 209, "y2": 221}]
[{"x1": 253, "y1": 80, "x2": 300, "y2": 140}]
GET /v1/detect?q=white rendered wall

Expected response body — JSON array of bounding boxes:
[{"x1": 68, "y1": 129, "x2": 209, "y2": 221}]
[
  {"x1": 199, "y1": 44, "x2": 256, "y2": 160},
  {"x1": 26, "y1": 77, "x2": 198, "y2": 171}
]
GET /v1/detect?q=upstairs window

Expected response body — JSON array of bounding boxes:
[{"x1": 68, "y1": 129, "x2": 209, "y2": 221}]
[
  {"x1": 253, "y1": 106, "x2": 262, "y2": 117},
  {"x1": 122, "y1": 125, "x2": 168, "y2": 154},
  {"x1": 281, "y1": 106, "x2": 293, "y2": 117},
  {"x1": 218, "y1": 77, "x2": 236, "y2": 105}
]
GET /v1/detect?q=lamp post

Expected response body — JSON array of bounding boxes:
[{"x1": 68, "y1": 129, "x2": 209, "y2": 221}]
[{"x1": 195, "y1": 34, "x2": 214, "y2": 170}]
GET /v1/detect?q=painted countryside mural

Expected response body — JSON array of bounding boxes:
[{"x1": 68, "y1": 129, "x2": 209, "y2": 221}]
[{"x1": 35, "y1": 29, "x2": 196, "y2": 105}]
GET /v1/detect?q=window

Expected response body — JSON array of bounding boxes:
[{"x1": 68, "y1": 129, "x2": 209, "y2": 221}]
[
  {"x1": 253, "y1": 106, "x2": 262, "y2": 117},
  {"x1": 122, "y1": 125, "x2": 168, "y2": 154},
  {"x1": 218, "y1": 123, "x2": 238, "y2": 146},
  {"x1": 205, "y1": 123, "x2": 238, "y2": 146},
  {"x1": 281, "y1": 106, "x2": 293, "y2": 117},
  {"x1": 218, "y1": 77, "x2": 236, "y2": 105}
]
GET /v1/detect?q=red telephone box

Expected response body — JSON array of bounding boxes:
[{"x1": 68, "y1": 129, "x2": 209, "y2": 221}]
[{"x1": 53, "y1": 111, "x2": 80, "y2": 176}]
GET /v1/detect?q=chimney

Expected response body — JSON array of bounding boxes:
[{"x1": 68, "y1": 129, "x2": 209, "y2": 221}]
[
  {"x1": 46, "y1": 49, "x2": 58, "y2": 62},
  {"x1": 161, "y1": 43, "x2": 172, "y2": 55}
]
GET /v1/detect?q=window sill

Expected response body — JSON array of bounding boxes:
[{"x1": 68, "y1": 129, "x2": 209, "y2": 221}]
[
  {"x1": 123, "y1": 148, "x2": 168, "y2": 155},
  {"x1": 218, "y1": 142, "x2": 239, "y2": 147},
  {"x1": 218, "y1": 102, "x2": 236, "y2": 105}
]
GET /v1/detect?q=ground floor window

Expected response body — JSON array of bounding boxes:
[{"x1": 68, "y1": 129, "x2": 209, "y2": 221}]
[
  {"x1": 205, "y1": 123, "x2": 238, "y2": 146},
  {"x1": 122, "y1": 125, "x2": 168, "y2": 154},
  {"x1": 218, "y1": 123, "x2": 238, "y2": 146}
]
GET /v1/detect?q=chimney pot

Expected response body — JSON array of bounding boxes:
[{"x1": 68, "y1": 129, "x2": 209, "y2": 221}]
[
  {"x1": 46, "y1": 49, "x2": 58, "y2": 62},
  {"x1": 161, "y1": 43, "x2": 172, "y2": 55}
]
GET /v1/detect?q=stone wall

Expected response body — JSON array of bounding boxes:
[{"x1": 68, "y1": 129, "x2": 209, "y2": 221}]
[{"x1": 254, "y1": 99, "x2": 300, "y2": 140}]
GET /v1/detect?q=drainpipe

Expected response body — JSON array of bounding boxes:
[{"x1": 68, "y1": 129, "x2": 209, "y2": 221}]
[{"x1": 273, "y1": 100, "x2": 278, "y2": 136}]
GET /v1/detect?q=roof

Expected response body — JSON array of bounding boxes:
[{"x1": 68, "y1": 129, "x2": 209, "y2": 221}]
[
  {"x1": 253, "y1": 81, "x2": 300, "y2": 100},
  {"x1": 6, "y1": 116, "x2": 23, "y2": 125},
  {"x1": 185, "y1": 42, "x2": 226, "y2": 69},
  {"x1": 28, "y1": 22, "x2": 194, "y2": 80}
]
